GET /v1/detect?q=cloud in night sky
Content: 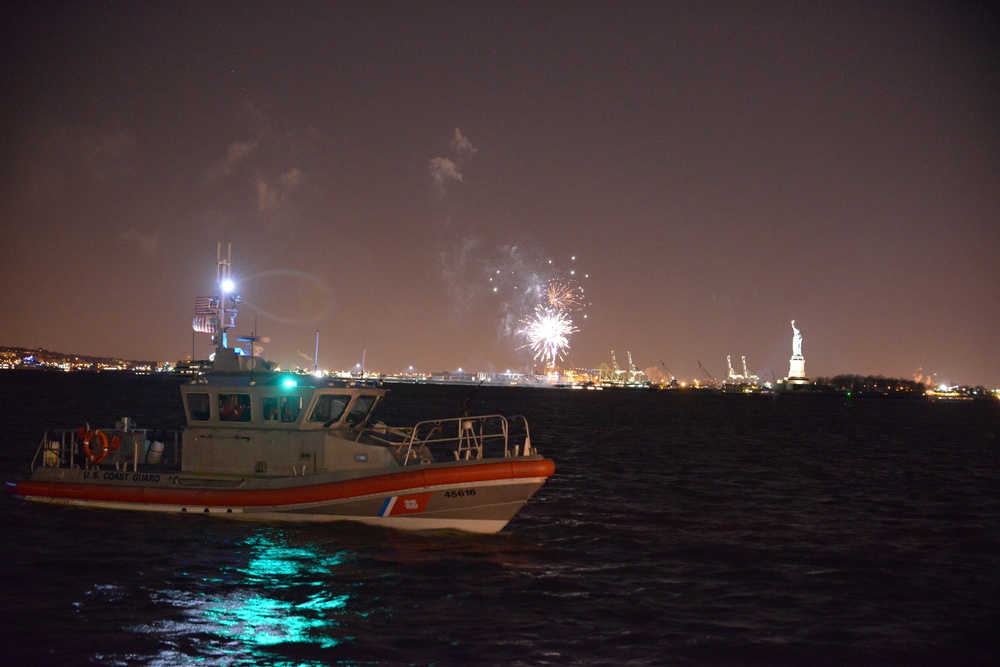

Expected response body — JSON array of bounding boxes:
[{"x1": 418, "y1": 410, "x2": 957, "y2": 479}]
[
  {"x1": 118, "y1": 228, "x2": 159, "y2": 254},
  {"x1": 450, "y1": 128, "x2": 477, "y2": 164},
  {"x1": 80, "y1": 128, "x2": 137, "y2": 182},
  {"x1": 429, "y1": 128, "x2": 476, "y2": 194},
  {"x1": 255, "y1": 168, "x2": 304, "y2": 212},
  {"x1": 206, "y1": 140, "x2": 259, "y2": 183},
  {"x1": 428, "y1": 157, "x2": 462, "y2": 191},
  {"x1": 25, "y1": 124, "x2": 137, "y2": 198}
]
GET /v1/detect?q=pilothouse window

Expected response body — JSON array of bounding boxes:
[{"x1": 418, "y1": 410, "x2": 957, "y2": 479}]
[
  {"x1": 346, "y1": 395, "x2": 377, "y2": 426},
  {"x1": 309, "y1": 394, "x2": 350, "y2": 424},
  {"x1": 187, "y1": 393, "x2": 210, "y2": 421},
  {"x1": 264, "y1": 395, "x2": 302, "y2": 422},
  {"x1": 219, "y1": 393, "x2": 252, "y2": 422}
]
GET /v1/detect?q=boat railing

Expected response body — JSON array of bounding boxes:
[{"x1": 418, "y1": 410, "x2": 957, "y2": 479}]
[
  {"x1": 365, "y1": 414, "x2": 533, "y2": 465},
  {"x1": 31, "y1": 427, "x2": 183, "y2": 473}
]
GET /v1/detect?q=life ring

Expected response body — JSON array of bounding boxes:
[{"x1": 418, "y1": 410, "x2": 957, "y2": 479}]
[{"x1": 83, "y1": 430, "x2": 109, "y2": 464}]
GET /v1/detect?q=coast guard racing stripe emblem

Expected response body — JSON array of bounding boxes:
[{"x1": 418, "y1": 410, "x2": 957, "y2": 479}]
[{"x1": 379, "y1": 493, "x2": 432, "y2": 516}]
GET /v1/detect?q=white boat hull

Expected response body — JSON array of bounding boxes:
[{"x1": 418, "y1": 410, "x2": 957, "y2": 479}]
[{"x1": 7, "y1": 458, "x2": 554, "y2": 534}]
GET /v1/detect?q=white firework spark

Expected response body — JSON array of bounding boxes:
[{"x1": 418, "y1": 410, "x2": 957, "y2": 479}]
[{"x1": 518, "y1": 306, "x2": 578, "y2": 369}]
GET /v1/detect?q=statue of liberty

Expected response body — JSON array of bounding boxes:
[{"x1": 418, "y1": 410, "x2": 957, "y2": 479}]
[{"x1": 791, "y1": 320, "x2": 803, "y2": 358}]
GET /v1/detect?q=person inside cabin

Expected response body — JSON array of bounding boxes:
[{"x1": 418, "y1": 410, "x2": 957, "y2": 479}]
[
  {"x1": 220, "y1": 395, "x2": 248, "y2": 421},
  {"x1": 220, "y1": 397, "x2": 237, "y2": 421},
  {"x1": 264, "y1": 396, "x2": 279, "y2": 421},
  {"x1": 236, "y1": 396, "x2": 251, "y2": 421}
]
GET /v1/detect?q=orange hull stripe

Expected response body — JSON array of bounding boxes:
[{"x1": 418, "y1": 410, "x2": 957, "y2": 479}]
[{"x1": 8, "y1": 459, "x2": 555, "y2": 508}]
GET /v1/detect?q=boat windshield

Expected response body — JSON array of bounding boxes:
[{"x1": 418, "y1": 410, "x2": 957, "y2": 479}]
[
  {"x1": 346, "y1": 395, "x2": 377, "y2": 426},
  {"x1": 308, "y1": 394, "x2": 351, "y2": 424}
]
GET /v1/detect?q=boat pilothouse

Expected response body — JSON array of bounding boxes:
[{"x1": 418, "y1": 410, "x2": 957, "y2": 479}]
[
  {"x1": 179, "y1": 374, "x2": 387, "y2": 477},
  {"x1": 7, "y1": 244, "x2": 554, "y2": 533}
]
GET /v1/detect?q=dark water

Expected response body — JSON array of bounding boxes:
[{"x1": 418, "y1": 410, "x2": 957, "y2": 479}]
[{"x1": 2, "y1": 372, "x2": 998, "y2": 666}]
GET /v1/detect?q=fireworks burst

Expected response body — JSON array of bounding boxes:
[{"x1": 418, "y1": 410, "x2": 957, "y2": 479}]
[
  {"x1": 546, "y1": 280, "x2": 585, "y2": 311},
  {"x1": 485, "y1": 250, "x2": 590, "y2": 370},
  {"x1": 518, "y1": 306, "x2": 578, "y2": 369}
]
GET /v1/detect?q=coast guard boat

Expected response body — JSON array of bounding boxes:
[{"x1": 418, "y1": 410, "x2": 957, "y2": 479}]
[{"x1": 6, "y1": 245, "x2": 555, "y2": 533}]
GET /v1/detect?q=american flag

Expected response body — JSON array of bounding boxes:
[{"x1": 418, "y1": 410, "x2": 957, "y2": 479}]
[
  {"x1": 194, "y1": 296, "x2": 217, "y2": 315},
  {"x1": 192, "y1": 315, "x2": 219, "y2": 334}
]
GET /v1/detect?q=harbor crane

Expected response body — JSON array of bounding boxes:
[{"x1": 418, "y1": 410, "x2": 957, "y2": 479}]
[
  {"x1": 725, "y1": 354, "x2": 760, "y2": 385},
  {"x1": 697, "y1": 360, "x2": 718, "y2": 387}
]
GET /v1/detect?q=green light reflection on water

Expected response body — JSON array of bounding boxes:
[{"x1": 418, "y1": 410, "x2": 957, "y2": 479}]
[
  {"x1": 186, "y1": 528, "x2": 359, "y2": 659},
  {"x1": 203, "y1": 590, "x2": 349, "y2": 649},
  {"x1": 237, "y1": 533, "x2": 349, "y2": 588}
]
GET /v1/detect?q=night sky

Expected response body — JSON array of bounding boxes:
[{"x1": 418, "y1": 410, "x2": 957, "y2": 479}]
[{"x1": 2, "y1": 3, "x2": 998, "y2": 386}]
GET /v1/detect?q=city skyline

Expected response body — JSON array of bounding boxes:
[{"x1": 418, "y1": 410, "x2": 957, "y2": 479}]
[{"x1": 2, "y1": 3, "x2": 998, "y2": 386}]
